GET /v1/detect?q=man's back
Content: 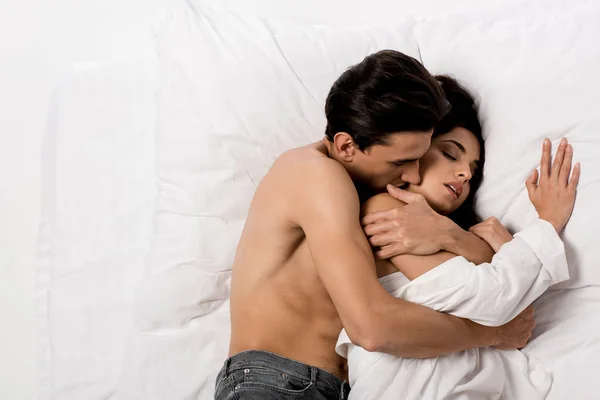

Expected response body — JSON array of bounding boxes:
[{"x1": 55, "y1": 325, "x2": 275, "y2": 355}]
[{"x1": 228, "y1": 142, "x2": 349, "y2": 378}]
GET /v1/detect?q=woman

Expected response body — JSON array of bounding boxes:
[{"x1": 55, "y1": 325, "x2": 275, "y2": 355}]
[{"x1": 336, "y1": 76, "x2": 580, "y2": 399}]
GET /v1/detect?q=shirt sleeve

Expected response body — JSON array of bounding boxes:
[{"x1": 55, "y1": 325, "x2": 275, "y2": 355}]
[
  {"x1": 513, "y1": 218, "x2": 569, "y2": 284},
  {"x1": 392, "y1": 219, "x2": 569, "y2": 326}
]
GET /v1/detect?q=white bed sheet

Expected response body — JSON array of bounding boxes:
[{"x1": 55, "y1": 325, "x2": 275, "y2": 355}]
[
  {"x1": 37, "y1": 59, "x2": 158, "y2": 399},
  {"x1": 525, "y1": 286, "x2": 600, "y2": 400}
]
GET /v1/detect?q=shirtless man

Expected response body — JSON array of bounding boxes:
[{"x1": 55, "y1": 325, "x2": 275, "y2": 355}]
[{"x1": 214, "y1": 50, "x2": 536, "y2": 400}]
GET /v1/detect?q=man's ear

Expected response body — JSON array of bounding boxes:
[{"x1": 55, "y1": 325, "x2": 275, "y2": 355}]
[{"x1": 333, "y1": 132, "x2": 358, "y2": 162}]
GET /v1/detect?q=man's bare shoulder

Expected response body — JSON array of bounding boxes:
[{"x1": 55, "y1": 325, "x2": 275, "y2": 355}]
[
  {"x1": 270, "y1": 142, "x2": 360, "y2": 220},
  {"x1": 362, "y1": 192, "x2": 407, "y2": 217},
  {"x1": 273, "y1": 142, "x2": 354, "y2": 190},
  {"x1": 277, "y1": 142, "x2": 338, "y2": 168}
]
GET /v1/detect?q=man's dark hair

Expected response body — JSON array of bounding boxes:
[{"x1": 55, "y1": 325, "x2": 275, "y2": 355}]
[
  {"x1": 433, "y1": 75, "x2": 485, "y2": 230},
  {"x1": 325, "y1": 50, "x2": 449, "y2": 150}
]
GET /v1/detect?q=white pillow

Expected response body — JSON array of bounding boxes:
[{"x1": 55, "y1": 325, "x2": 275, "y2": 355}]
[
  {"x1": 415, "y1": 3, "x2": 600, "y2": 289},
  {"x1": 135, "y1": 4, "x2": 422, "y2": 329}
]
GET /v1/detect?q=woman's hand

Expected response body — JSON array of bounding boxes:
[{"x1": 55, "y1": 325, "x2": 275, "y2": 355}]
[
  {"x1": 469, "y1": 217, "x2": 513, "y2": 253},
  {"x1": 526, "y1": 138, "x2": 580, "y2": 233}
]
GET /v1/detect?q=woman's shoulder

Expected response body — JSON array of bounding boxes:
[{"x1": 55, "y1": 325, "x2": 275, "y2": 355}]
[{"x1": 361, "y1": 191, "x2": 407, "y2": 216}]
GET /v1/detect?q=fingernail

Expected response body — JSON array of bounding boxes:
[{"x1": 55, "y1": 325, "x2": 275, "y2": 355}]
[
  {"x1": 544, "y1": 138, "x2": 550, "y2": 146},
  {"x1": 561, "y1": 138, "x2": 567, "y2": 145},
  {"x1": 567, "y1": 144, "x2": 573, "y2": 152}
]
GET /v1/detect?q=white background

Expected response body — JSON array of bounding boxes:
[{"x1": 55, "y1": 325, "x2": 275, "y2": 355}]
[{"x1": 0, "y1": 0, "x2": 169, "y2": 398}]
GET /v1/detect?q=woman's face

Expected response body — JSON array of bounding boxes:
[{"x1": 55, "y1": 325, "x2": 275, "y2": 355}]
[{"x1": 407, "y1": 127, "x2": 481, "y2": 215}]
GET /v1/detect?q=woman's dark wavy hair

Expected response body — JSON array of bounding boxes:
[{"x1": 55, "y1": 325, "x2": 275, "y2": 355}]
[{"x1": 434, "y1": 75, "x2": 485, "y2": 230}]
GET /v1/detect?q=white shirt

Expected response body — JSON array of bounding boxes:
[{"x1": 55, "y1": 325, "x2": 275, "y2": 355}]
[{"x1": 336, "y1": 219, "x2": 569, "y2": 400}]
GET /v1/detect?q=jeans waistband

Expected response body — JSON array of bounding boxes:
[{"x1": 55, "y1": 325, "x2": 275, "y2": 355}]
[{"x1": 225, "y1": 350, "x2": 348, "y2": 399}]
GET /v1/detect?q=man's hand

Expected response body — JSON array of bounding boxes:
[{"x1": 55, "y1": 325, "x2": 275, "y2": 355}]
[
  {"x1": 469, "y1": 217, "x2": 513, "y2": 253},
  {"x1": 526, "y1": 138, "x2": 580, "y2": 233},
  {"x1": 493, "y1": 306, "x2": 536, "y2": 350},
  {"x1": 362, "y1": 185, "x2": 449, "y2": 259}
]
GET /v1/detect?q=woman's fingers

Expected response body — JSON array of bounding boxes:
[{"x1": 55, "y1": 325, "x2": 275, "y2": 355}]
[
  {"x1": 560, "y1": 144, "x2": 573, "y2": 186},
  {"x1": 468, "y1": 225, "x2": 484, "y2": 238},
  {"x1": 525, "y1": 169, "x2": 539, "y2": 198},
  {"x1": 538, "y1": 138, "x2": 576, "y2": 187},
  {"x1": 540, "y1": 138, "x2": 552, "y2": 179},
  {"x1": 551, "y1": 138, "x2": 567, "y2": 181},
  {"x1": 569, "y1": 162, "x2": 581, "y2": 189}
]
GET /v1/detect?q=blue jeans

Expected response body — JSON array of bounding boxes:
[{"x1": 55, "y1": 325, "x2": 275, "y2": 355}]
[{"x1": 214, "y1": 350, "x2": 350, "y2": 399}]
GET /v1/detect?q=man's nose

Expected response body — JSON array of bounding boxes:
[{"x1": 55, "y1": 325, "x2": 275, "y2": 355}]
[{"x1": 403, "y1": 161, "x2": 421, "y2": 185}]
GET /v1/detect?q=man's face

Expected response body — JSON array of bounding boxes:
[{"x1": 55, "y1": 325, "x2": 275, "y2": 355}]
[{"x1": 350, "y1": 131, "x2": 433, "y2": 192}]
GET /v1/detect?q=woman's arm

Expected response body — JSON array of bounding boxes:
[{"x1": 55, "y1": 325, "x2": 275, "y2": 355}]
[{"x1": 438, "y1": 224, "x2": 495, "y2": 265}]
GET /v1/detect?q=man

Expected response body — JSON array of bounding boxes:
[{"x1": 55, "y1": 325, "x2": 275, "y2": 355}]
[{"x1": 215, "y1": 50, "x2": 535, "y2": 400}]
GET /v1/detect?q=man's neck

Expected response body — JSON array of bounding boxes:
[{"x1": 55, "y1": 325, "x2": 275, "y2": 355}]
[
  {"x1": 319, "y1": 137, "x2": 333, "y2": 158},
  {"x1": 319, "y1": 138, "x2": 374, "y2": 203}
]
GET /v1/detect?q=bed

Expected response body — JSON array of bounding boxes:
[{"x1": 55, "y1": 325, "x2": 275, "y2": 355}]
[{"x1": 38, "y1": 0, "x2": 600, "y2": 399}]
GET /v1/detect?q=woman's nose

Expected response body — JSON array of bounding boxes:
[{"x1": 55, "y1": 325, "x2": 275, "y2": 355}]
[{"x1": 457, "y1": 168, "x2": 472, "y2": 182}]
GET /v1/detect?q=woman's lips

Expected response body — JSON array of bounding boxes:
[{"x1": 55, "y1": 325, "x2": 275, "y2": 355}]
[
  {"x1": 444, "y1": 182, "x2": 463, "y2": 200},
  {"x1": 445, "y1": 185, "x2": 458, "y2": 199}
]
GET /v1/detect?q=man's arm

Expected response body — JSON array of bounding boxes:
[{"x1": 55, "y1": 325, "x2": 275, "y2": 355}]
[
  {"x1": 291, "y1": 158, "x2": 510, "y2": 357},
  {"x1": 363, "y1": 193, "x2": 493, "y2": 280},
  {"x1": 362, "y1": 187, "x2": 494, "y2": 264}
]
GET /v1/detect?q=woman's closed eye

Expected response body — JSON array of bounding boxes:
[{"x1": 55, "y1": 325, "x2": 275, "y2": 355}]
[{"x1": 442, "y1": 151, "x2": 458, "y2": 161}]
